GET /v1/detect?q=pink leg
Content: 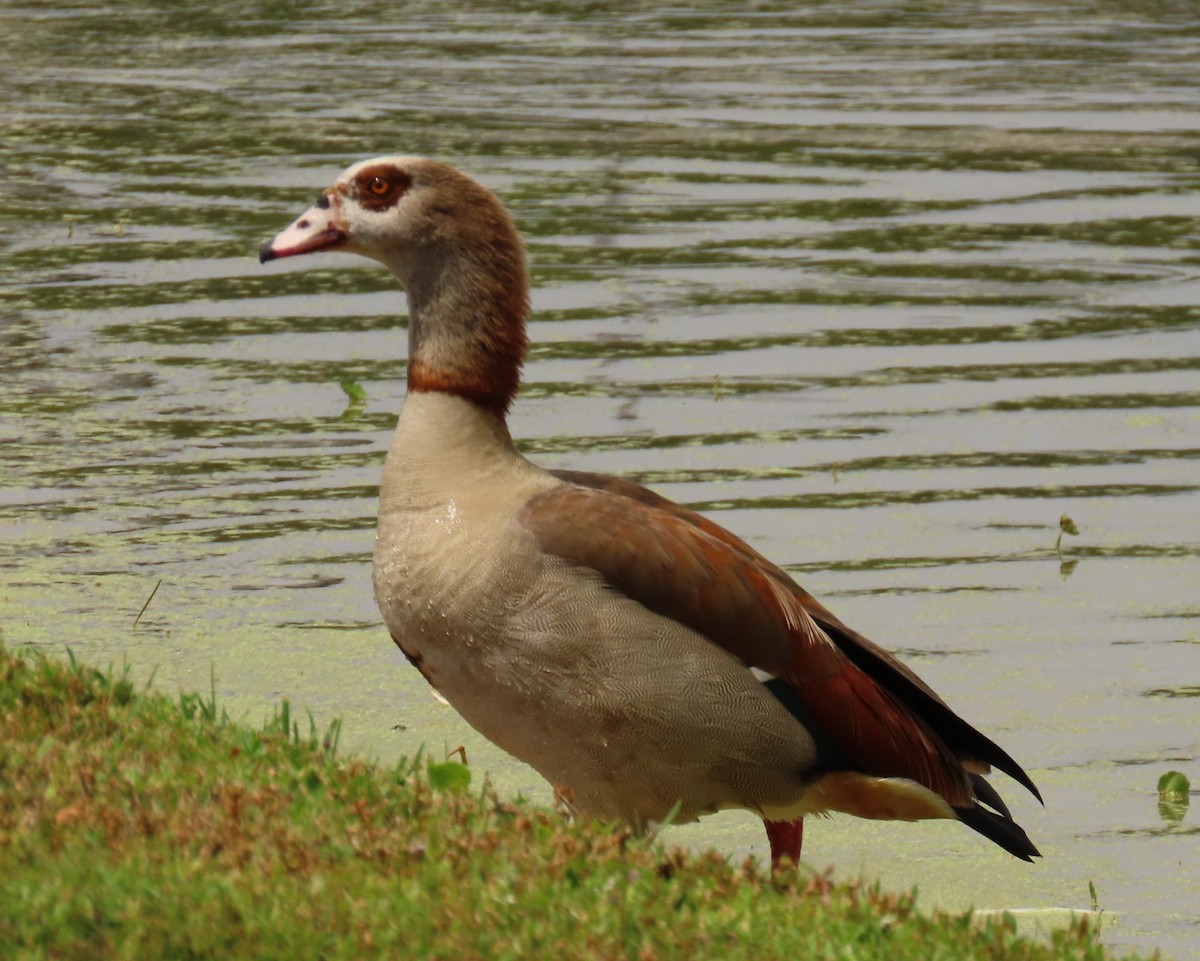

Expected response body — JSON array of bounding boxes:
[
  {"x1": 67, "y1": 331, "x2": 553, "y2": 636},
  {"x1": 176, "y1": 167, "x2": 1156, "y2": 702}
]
[{"x1": 764, "y1": 817, "x2": 804, "y2": 868}]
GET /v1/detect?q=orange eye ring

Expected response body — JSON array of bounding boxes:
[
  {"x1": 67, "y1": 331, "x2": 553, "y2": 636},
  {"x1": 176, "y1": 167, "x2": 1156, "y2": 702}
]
[{"x1": 368, "y1": 177, "x2": 390, "y2": 196}]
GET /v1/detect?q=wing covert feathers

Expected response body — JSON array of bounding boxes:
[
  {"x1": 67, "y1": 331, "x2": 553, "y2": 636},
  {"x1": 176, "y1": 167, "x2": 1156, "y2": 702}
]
[{"x1": 536, "y1": 470, "x2": 1042, "y2": 840}]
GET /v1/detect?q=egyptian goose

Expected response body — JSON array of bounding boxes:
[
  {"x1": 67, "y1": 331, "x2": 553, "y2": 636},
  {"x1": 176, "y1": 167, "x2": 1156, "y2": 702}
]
[{"x1": 260, "y1": 157, "x2": 1042, "y2": 866}]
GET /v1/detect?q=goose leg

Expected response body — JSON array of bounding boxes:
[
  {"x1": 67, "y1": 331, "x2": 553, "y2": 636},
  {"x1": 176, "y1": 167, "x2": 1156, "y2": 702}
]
[{"x1": 764, "y1": 817, "x2": 804, "y2": 868}]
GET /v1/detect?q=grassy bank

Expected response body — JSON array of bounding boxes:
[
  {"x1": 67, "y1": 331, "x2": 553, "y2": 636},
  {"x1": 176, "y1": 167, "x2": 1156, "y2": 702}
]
[{"x1": 0, "y1": 644, "x2": 1141, "y2": 960}]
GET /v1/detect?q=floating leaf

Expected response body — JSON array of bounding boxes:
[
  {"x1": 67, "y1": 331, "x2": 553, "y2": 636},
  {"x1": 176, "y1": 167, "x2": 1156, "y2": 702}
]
[
  {"x1": 1055, "y1": 513, "x2": 1080, "y2": 555},
  {"x1": 340, "y1": 378, "x2": 367, "y2": 403},
  {"x1": 1158, "y1": 771, "x2": 1190, "y2": 798},
  {"x1": 427, "y1": 760, "x2": 471, "y2": 794},
  {"x1": 339, "y1": 378, "x2": 367, "y2": 420},
  {"x1": 1157, "y1": 770, "x2": 1190, "y2": 825}
]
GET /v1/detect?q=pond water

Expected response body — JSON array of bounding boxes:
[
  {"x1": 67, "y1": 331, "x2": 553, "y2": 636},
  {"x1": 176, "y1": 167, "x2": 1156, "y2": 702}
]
[{"x1": 2, "y1": 2, "x2": 1198, "y2": 956}]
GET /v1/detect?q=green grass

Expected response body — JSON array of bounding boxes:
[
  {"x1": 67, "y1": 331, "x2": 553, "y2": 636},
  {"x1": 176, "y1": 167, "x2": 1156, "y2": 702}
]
[{"x1": 0, "y1": 644, "x2": 1145, "y2": 960}]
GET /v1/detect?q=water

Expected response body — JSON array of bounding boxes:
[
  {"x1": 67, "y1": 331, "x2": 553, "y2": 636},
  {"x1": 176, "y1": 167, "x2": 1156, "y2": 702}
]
[{"x1": 2, "y1": 2, "x2": 1198, "y2": 956}]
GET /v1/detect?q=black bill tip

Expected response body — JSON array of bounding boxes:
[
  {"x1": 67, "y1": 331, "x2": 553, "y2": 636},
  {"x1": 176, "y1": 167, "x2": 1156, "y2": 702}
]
[{"x1": 258, "y1": 243, "x2": 277, "y2": 264}]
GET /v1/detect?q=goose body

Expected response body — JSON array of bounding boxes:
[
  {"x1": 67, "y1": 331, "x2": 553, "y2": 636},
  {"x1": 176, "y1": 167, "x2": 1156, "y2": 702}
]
[
  {"x1": 260, "y1": 156, "x2": 1041, "y2": 864},
  {"x1": 376, "y1": 394, "x2": 825, "y2": 827}
]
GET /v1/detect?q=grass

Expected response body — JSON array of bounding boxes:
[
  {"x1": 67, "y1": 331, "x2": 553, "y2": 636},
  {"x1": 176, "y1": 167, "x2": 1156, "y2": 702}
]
[{"x1": 0, "y1": 643, "x2": 1148, "y2": 961}]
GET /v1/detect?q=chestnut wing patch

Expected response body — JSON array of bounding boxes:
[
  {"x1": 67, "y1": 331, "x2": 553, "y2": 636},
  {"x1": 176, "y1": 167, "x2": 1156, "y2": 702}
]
[
  {"x1": 518, "y1": 482, "x2": 978, "y2": 806},
  {"x1": 546, "y1": 469, "x2": 1042, "y2": 806},
  {"x1": 520, "y1": 483, "x2": 837, "y2": 674}
]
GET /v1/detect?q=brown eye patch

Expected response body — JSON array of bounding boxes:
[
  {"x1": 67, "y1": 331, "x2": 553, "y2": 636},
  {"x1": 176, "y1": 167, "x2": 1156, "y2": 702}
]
[{"x1": 352, "y1": 164, "x2": 412, "y2": 210}]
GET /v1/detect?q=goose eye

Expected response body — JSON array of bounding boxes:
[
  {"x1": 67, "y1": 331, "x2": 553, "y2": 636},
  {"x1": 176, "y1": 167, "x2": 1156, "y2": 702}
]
[{"x1": 355, "y1": 167, "x2": 412, "y2": 208}]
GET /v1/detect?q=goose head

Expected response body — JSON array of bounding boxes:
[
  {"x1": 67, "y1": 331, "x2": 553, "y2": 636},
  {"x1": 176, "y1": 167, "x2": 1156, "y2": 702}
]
[{"x1": 260, "y1": 157, "x2": 529, "y2": 413}]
